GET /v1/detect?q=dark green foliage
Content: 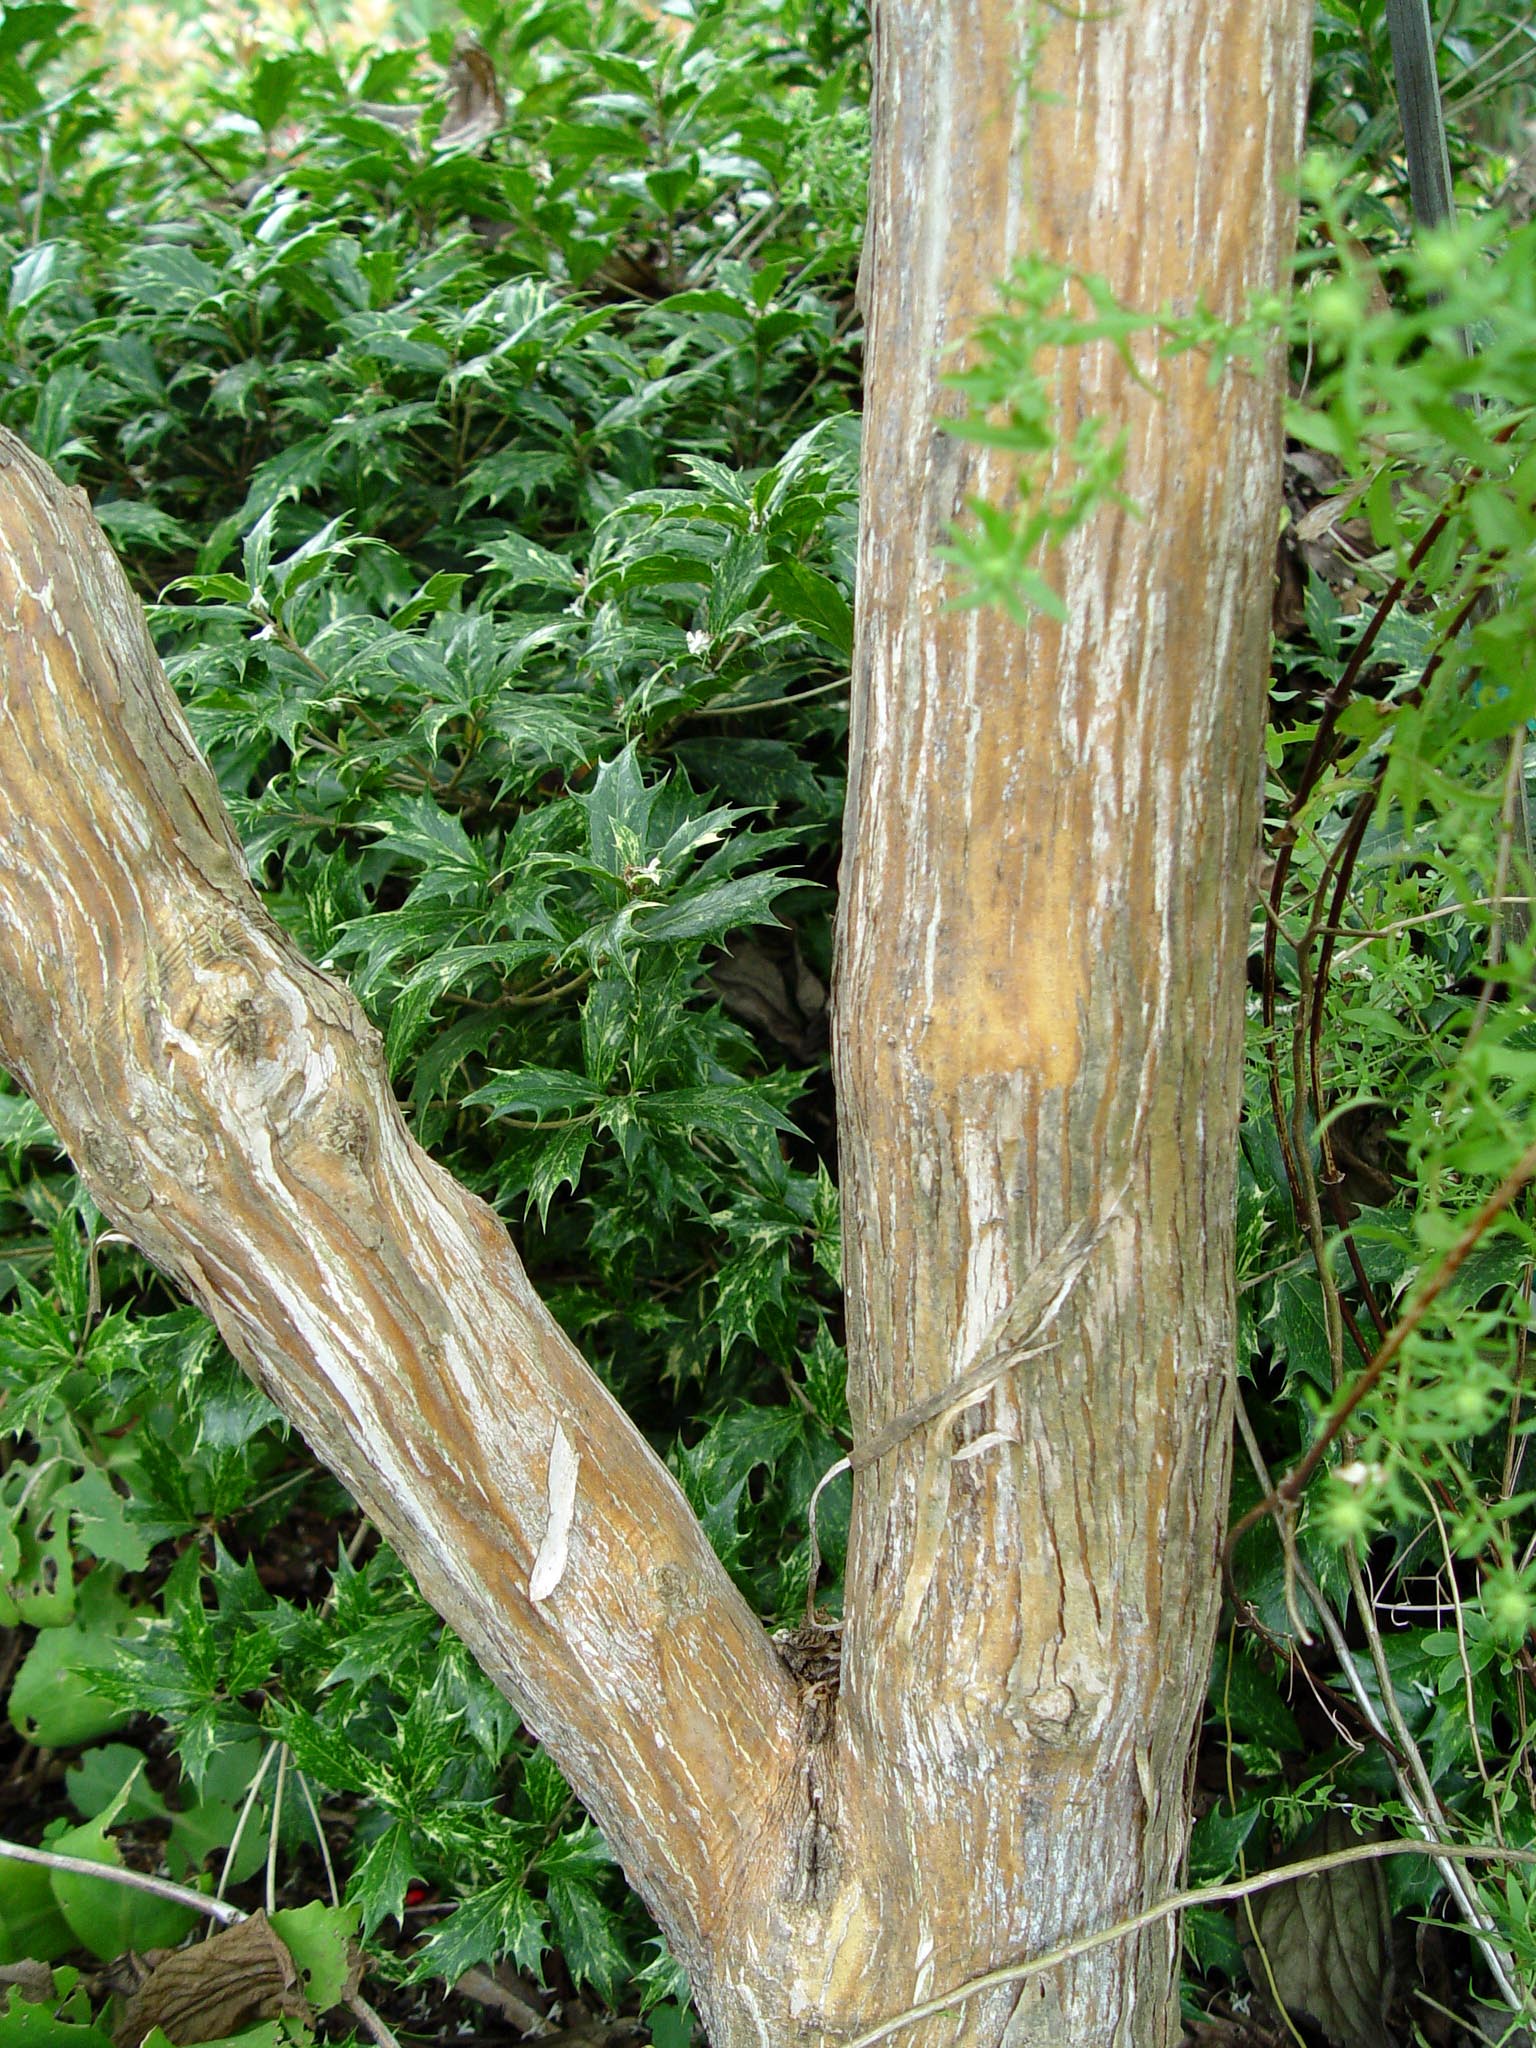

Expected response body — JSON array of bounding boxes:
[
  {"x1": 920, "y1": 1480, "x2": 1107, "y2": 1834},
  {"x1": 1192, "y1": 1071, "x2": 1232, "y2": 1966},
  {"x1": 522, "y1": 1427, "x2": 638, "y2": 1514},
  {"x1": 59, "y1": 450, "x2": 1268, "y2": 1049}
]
[
  {"x1": 1212, "y1": 72, "x2": 1536, "y2": 2039},
  {"x1": 0, "y1": 0, "x2": 863, "y2": 2027},
  {"x1": 4, "y1": 0, "x2": 1536, "y2": 2040}
]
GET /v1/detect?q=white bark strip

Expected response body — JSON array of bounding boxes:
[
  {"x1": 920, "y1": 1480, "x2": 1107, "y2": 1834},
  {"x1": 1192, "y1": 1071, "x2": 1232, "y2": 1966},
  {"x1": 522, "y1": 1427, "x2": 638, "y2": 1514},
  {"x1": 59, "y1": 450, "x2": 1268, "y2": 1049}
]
[{"x1": 529, "y1": 1423, "x2": 579, "y2": 1604}]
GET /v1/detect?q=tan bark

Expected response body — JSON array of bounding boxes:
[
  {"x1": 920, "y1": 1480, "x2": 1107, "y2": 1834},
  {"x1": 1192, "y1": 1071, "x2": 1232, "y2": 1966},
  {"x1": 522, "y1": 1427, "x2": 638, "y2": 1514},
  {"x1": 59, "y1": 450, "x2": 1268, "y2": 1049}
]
[
  {"x1": 0, "y1": 431, "x2": 803, "y2": 2015},
  {"x1": 0, "y1": 2, "x2": 1310, "y2": 2042},
  {"x1": 826, "y1": 2, "x2": 1311, "y2": 2040}
]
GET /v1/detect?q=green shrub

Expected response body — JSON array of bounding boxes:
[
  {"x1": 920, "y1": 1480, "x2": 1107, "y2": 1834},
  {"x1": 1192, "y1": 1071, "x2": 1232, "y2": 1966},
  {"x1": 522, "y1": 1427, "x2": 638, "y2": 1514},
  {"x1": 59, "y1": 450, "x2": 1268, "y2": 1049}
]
[
  {"x1": 0, "y1": 0, "x2": 864, "y2": 2026},
  {"x1": 2, "y1": 0, "x2": 1535, "y2": 2038}
]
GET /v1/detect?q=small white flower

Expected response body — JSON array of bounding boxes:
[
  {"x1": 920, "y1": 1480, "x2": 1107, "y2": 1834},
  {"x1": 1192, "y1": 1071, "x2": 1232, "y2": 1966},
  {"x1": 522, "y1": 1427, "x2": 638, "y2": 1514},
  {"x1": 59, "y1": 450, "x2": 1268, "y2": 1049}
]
[
  {"x1": 1336, "y1": 1460, "x2": 1383, "y2": 1488},
  {"x1": 686, "y1": 629, "x2": 711, "y2": 658}
]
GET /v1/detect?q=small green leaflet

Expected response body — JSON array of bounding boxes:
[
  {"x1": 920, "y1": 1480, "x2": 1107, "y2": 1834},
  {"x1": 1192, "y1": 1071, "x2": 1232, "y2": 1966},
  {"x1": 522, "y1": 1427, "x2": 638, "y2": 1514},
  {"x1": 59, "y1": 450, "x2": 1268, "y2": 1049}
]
[
  {"x1": 474, "y1": 532, "x2": 582, "y2": 591},
  {"x1": 407, "y1": 1877, "x2": 547, "y2": 1984}
]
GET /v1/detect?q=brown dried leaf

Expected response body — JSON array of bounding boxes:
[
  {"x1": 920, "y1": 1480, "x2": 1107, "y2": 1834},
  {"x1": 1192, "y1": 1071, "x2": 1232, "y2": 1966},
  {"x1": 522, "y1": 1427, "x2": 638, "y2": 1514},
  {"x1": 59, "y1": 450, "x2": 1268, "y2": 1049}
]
[
  {"x1": 1326, "y1": 1102, "x2": 1404, "y2": 1215},
  {"x1": 1294, "y1": 481, "x2": 1370, "y2": 547},
  {"x1": 349, "y1": 101, "x2": 422, "y2": 133},
  {"x1": 1181, "y1": 2021, "x2": 1280, "y2": 2048},
  {"x1": 1278, "y1": 446, "x2": 1375, "y2": 613},
  {"x1": 708, "y1": 932, "x2": 827, "y2": 1061},
  {"x1": 454, "y1": 1965, "x2": 554, "y2": 2035},
  {"x1": 113, "y1": 1911, "x2": 307, "y2": 2048},
  {"x1": 0, "y1": 1961, "x2": 57, "y2": 2004},
  {"x1": 1245, "y1": 1813, "x2": 1396, "y2": 2048}
]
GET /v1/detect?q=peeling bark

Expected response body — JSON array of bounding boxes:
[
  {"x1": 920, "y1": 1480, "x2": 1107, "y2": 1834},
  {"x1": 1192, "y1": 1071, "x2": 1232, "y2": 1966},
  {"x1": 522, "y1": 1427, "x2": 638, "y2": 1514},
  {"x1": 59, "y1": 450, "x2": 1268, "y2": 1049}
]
[
  {"x1": 0, "y1": 2, "x2": 1311, "y2": 2042},
  {"x1": 0, "y1": 434, "x2": 803, "y2": 2026},
  {"x1": 828, "y1": 2, "x2": 1311, "y2": 2039}
]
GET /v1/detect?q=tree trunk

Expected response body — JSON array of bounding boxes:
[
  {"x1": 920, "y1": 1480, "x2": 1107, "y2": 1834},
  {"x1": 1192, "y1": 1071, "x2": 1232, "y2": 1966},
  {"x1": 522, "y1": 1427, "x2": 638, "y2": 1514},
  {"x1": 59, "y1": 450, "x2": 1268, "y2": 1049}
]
[
  {"x1": 0, "y1": 4, "x2": 1309, "y2": 2044},
  {"x1": 825, "y1": 2, "x2": 1311, "y2": 2040}
]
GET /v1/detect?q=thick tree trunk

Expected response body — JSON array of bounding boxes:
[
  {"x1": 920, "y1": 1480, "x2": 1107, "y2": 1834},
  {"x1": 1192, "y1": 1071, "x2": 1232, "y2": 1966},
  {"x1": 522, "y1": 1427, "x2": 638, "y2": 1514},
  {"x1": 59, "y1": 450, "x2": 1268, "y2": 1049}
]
[
  {"x1": 826, "y1": 0, "x2": 1311, "y2": 2035},
  {"x1": 0, "y1": 4, "x2": 1309, "y2": 2044}
]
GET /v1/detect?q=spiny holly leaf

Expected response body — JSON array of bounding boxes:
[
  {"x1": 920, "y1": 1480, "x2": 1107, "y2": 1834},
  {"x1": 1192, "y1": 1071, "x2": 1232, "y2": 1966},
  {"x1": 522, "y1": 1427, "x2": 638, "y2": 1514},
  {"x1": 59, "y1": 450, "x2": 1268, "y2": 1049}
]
[
  {"x1": 1208, "y1": 1643, "x2": 1303, "y2": 1752},
  {"x1": 362, "y1": 794, "x2": 491, "y2": 900},
  {"x1": 466, "y1": 1068, "x2": 601, "y2": 1121},
  {"x1": 527, "y1": 1127, "x2": 597, "y2": 1226},
  {"x1": 474, "y1": 531, "x2": 582, "y2": 592},
  {"x1": 630, "y1": 872, "x2": 790, "y2": 947},
  {"x1": 544, "y1": 1875, "x2": 629, "y2": 2005},
  {"x1": 350, "y1": 1821, "x2": 422, "y2": 1936},
  {"x1": 681, "y1": 1405, "x2": 805, "y2": 1502},
  {"x1": 408, "y1": 1878, "x2": 547, "y2": 1985}
]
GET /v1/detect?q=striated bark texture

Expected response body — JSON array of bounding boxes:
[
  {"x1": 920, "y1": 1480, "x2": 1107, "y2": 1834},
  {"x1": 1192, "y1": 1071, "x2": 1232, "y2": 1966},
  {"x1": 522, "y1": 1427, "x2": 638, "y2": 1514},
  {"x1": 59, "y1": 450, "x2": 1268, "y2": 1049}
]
[
  {"x1": 0, "y1": 2, "x2": 1311, "y2": 2043},
  {"x1": 0, "y1": 434, "x2": 802, "y2": 2028},
  {"x1": 825, "y1": 0, "x2": 1312, "y2": 2043}
]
